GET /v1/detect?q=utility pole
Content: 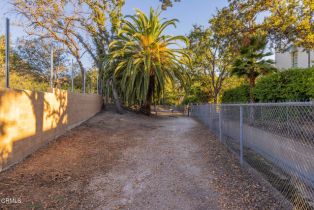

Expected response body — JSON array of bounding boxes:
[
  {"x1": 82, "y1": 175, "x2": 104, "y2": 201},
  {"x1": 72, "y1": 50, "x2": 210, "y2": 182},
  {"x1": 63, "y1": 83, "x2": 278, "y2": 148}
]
[
  {"x1": 5, "y1": 18, "x2": 10, "y2": 88},
  {"x1": 50, "y1": 46, "x2": 54, "y2": 89}
]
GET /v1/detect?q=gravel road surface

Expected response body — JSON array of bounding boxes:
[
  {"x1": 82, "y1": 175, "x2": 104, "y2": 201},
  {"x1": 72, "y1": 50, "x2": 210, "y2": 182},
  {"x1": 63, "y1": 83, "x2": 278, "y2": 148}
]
[{"x1": 0, "y1": 111, "x2": 283, "y2": 209}]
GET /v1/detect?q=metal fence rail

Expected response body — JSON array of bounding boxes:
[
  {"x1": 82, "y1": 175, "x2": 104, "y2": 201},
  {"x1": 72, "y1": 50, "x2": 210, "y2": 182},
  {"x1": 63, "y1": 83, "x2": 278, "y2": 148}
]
[{"x1": 191, "y1": 102, "x2": 314, "y2": 209}]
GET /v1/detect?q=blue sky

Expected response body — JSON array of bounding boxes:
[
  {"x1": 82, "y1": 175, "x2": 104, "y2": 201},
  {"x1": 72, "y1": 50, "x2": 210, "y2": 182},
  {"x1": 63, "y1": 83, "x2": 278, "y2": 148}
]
[
  {"x1": 122, "y1": 0, "x2": 228, "y2": 35},
  {"x1": 0, "y1": 0, "x2": 229, "y2": 66}
]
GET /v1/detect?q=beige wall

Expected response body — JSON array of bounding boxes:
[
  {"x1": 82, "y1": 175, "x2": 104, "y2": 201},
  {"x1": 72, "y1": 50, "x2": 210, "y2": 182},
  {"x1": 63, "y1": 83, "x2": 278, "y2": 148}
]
[
  {"x1": 275, "y1": 48, "x2": 314, "y2": 70},
  {"x1": 0, "y1": 88, "x2": 103, "y2": 171}
]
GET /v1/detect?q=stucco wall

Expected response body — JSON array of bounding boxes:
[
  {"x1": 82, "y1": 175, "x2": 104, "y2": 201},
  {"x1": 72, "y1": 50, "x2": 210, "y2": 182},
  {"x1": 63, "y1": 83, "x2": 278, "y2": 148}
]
[
  {"x1": 275, "y1": 48, "x2": 314, "y2": 70},
  {"x1": 275, "y1": 51, "x2": 292, "y2": 70},
  {"x1": 298, "y1": 50, "x2": 313, "y2": 69},
  {"x1": 0, "y1": 88, "x2": 103, "y2": 171}
]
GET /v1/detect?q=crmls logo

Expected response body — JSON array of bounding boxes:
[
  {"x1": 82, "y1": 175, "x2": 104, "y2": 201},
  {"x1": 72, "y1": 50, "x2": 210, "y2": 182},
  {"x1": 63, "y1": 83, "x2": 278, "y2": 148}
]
[{"x1": 1, "y1": 197, "x2": 22, "y2": 204}]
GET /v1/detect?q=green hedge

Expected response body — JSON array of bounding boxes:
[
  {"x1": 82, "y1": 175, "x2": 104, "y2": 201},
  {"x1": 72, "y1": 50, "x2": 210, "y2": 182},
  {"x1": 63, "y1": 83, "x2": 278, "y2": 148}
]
[
  {"x1": 221, "y1": 67, "x2": 314, "y2": 103},
  {"x1": 254, "y1": 68, "x2": 314, "y2": 102},
  {"x1": 221, "y1": 84, "x2": 249, "y2": 103}
]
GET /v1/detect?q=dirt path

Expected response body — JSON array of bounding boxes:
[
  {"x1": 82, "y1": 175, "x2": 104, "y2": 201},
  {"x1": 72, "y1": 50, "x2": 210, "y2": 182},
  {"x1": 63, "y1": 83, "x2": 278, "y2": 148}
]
[{"x1": 0, "y1": 111, "x2": 283, "y2": 209}]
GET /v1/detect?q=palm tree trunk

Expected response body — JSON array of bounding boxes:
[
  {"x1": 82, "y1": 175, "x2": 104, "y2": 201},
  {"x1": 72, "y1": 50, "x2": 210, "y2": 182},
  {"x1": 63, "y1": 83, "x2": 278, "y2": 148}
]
[
  {"x1": 97, "y1": 62, "x2": 103, "y2": 95},
  {"x1": 141, "y1": 100, "x2": 152, "y2": 115},
  {"x1": 105, "y1": 79, "x2": 110, "y2": 104},
  {"x1": 141, "y1": 76, "x2": 155, "y2": 115},
  {"x1": 111, "y1": 77, "x2": 124, "y2": 114}
]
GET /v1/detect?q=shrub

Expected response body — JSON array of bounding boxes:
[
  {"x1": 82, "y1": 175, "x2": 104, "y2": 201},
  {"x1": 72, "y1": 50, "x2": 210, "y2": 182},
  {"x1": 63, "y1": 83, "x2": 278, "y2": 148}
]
[
  {"x1": 254, "y1": 67, "x2": 314, "y2": 102},
  {"x1": 221, "y1": 84, "x2": 249, "y2": 103},
  {"x1": 221, "y1": 67, "x2": 314, "y2": 103}
]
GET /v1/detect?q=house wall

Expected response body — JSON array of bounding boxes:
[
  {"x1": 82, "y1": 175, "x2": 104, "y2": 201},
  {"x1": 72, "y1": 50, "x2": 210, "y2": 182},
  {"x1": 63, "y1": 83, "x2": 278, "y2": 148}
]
[
  {"x1": 275, "y1": 51, "x2": 292, "y2": 69},
  {"x1": 275, "y1": 48, "x2": 314, "y2": 70},
  {"x1": 298, "y1": 50, "x2": 312, "y2": 68}
]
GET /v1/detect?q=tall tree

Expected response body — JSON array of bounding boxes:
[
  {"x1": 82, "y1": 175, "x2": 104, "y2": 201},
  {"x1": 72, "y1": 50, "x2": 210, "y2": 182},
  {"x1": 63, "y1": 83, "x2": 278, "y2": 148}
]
[
  {"x1": 264, "y1": 0, "x2": 314, "y2": 50},
  {"x1": 188, "y1": 25, "x2": 236, "y2": 103},
  {"x1": 15, "y1": 38, "x2": 69, "y2": 80},
  {"x1": 13, "y1": 0, "x2": 125, "y2": 94},
  {"x1": 214, "y1": 0, "x2": 314, "y2": 51},
  {"x1": 109, "y1": 8, "x2": 189, "y2": 115},
  {"x1": 231, "y1": 35, "x2": 276, "y2": 102}
]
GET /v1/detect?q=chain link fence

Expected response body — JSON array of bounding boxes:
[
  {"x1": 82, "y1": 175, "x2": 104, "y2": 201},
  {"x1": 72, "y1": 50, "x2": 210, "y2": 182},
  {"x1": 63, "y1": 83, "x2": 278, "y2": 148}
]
[{"x1": 191, "y1": 102, "x2": 314, "y2": 209}]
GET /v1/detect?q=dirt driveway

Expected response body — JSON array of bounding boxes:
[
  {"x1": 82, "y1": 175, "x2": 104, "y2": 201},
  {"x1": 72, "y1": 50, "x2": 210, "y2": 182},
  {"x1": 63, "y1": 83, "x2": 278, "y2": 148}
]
[{"x1": 0, "y1": 111, "x2": 283, "y2": 209}]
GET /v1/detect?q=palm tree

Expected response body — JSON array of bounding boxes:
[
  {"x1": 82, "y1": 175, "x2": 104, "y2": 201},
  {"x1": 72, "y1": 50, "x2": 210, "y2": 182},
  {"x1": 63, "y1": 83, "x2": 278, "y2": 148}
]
[
  {"x1": 109, "y1": 8, "x2": 189, "y2": 115},
  {"x1": 231, "y1": 35, "x2": 276, "y2": 102}
]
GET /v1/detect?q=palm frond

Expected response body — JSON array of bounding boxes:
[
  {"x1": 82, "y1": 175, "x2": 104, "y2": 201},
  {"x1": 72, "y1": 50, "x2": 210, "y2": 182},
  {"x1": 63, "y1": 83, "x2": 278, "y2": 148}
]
[{"x1": 108, "y1": 7, "x2": 190, "y2": 105}]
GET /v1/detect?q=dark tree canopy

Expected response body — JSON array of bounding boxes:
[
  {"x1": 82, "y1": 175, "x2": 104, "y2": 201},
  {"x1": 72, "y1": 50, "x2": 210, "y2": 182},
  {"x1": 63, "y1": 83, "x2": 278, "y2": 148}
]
[
  {"x1": 15, "y1": 38, "x2": 69, "y2": 78},
  {"x1": 160, "y1": 0, "x2": 180, "y2": 10}
]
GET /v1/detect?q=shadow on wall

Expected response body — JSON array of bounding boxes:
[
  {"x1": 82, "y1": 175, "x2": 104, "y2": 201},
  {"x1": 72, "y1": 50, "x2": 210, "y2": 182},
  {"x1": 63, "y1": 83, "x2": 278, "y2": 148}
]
[
  {"x1": 0, "y1": 88, "x2": 68, "y2": 170},
  {"x1": 0, "y1": 88, "x2": 102, "y2": 171}
]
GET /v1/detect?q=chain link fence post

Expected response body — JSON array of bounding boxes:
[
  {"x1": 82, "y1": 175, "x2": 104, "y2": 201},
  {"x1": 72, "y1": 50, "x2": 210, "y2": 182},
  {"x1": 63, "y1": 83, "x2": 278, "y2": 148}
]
[
  {"x1": 219, "y1": 106, "x2": 222, "y2": 142},
  {"x1": 239, "y1": 105, "x2": 243, "y2": 166}
]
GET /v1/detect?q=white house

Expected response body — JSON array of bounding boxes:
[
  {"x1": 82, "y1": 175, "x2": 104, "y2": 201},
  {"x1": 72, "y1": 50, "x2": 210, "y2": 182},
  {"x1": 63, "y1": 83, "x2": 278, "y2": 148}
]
[{"x1": 275, "y1": 47, "x2": 314, "y2": 70}]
